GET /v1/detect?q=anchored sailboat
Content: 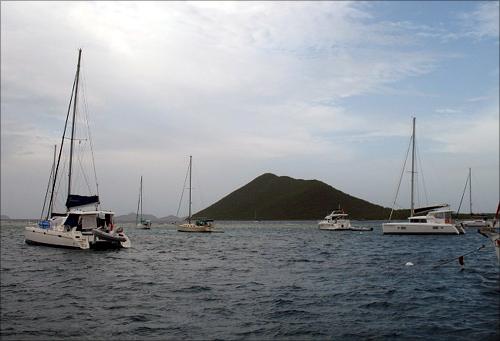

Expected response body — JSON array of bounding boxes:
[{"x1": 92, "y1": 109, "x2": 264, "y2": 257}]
[
  {"x1": 382, "y1": 117, "x2": 461, "y2": 235},
  {"x1": 136, "y1": 176, "x2": 152, "y2": 229},
  {"x1": 458, "y1": 168, "x2": 491, "y2": 228},
  {"x1": 24, "y1": 49, "x2": 131, "y2": 250},
  {"x1": 177, "y1": 156, "x2": 219, "y2": 233}
]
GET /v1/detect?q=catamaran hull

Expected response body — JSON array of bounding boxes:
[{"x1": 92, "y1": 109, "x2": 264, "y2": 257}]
[
  {"x1": 24, "y1": 227, "x2": 90, "y2": 249},
  {"x1": 382, "y1": 223, "x2": 460, "y2": 235},
  {"x1": 25, "y1": 227, "x2": 130, "y2": 250}
]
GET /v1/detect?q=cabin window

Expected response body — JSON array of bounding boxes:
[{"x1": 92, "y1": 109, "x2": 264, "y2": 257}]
[
  {"x1": 64, "y1": 214, "x2": 80, "y2": 227},
  {"x1": 433, "y1": 226, "x2": 438, "y2": 230},
  {"x1": 81, "y1": 215, "x2": 97, "y2": 229}
]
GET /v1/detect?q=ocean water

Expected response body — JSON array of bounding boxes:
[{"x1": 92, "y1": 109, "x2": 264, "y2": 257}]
[{"x1": 1, "y1": 220, "x2": 499, "y2": 340}]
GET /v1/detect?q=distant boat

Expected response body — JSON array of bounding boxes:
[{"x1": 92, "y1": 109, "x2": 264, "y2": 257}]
[
  {"x1": 478, "y1": 202, "x2": 500, "y2": 263},
  {"x1": 24, "y1": 49, "x2": 131, "y2": 249},
  {"x1": 319, "y1": 209, "x2": 351, "y2": 230},
  {"x1": 318, "y1": 208, "x2": 372, "y2": 231},
  {"x1": 459, "y1": 168, "x2": 491, "y2": 228},
  {"x1": 136, "y1": 176, "x2": 152, "y2": 229},
  {"x1": 382, "y1": 118, "x2": 461, "y2": 235},
  {"x1": 177, "y1": 156, "x2": 220, "y2": 233}
]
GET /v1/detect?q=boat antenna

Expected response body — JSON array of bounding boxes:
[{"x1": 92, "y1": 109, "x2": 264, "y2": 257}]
[
  {"x1": 67, "y1": 48, "x2": 82, "y2": 206},
  {"x1": 410, "y1": 117, "x2": 416, "y2": 217}
]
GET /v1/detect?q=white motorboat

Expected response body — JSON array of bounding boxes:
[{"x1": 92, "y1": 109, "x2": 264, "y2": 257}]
[
  {"x1": 318, "y1": 210, "x2": 352, "y2": 230},
  {"x1": 177, "y1": 156, "x2": 220, "y2": 233},
  {"x1": 24, "y1": 49, "x2": 131, "y2": 250},
  {"x1": 136, "y1": 176, "x2": 152, "y2": 229},
  {"x1": 383, "y1": 118, "x2": 461, "y2": 235}
]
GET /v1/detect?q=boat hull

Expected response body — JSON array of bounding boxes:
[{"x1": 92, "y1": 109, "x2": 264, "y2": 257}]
[
  {"x1": 25, "y1": 226, "x2": 131, "y2": 250},
  {"x1": 24, "y1": 226, "x2": 90, "y2": 249},
  {"x1": 382, "y1": 222, "x2": 460, "y2": 235},
  {"x1": 318, "y1": 220, "x2": 351, "y2": 230},
  {"x1": 177, "y1": 223, "x2": 219, "y2": 233}
]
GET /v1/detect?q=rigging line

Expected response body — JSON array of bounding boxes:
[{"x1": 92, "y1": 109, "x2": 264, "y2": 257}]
[
  {"x1": 415, "y1": 141, "x2": 429, "y2": 206},
  {"x1": 389, "y1": 134, "x2": 413, "y2": 220},
  {"x1": 432, "y1": 245, "x2": 486, "y2": 268},
  {"x1": 456, "y1": 171, "x2": 469, "y2": 216},
  {"x1": 40, "y1": 158, "x2": 55, "y2": 220},
  {"x1": 47, "y1": 71, "x2": 77, "y2": 219},
  {"x1": 81, "y1": 69, "x2": 100, "y2": 196},
  {"x1": 176, "y1": 162, "x2": 190, "y2": 218},
  {"x1": 77, "y1": 151, "x2": 93, "y2": 194}
]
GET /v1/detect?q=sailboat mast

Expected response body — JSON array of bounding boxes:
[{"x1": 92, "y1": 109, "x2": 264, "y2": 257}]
[
  {"x1": 67, "y1": 48, "x2": 82, "y2": 204},
  {"x1": 469, "y1": 167, "x2": 472, "y2": 215},
  {"x1": 140, "y1": 176, "x2": 143, "y2": 220},
  {"x1": 188, "y1": 155, "x2": 192, "y2": 223},
  {"x1": 49, "y1": 144, "x2": 57, "y2": 217},
  {"x1": 410, "y1": 117, "x2": 416, "y2": 217}
]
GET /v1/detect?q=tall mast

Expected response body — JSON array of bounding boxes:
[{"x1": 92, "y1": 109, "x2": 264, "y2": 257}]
[
  {"x1": 469, "y1": 168, "x2": 472, "y2": 215},
  {"x1": 67, "y1": 48, "x2": 82, "y2": 205},
  {"x1": 410, "y1": 117, "x2": 416, "y2": 217},
  {"x1": 188, "y1": 155, "x2": 192, "y2": 223},
  {"x1": 140, "y1": 176, "x2": 143, "y2": 220},
  {"x1": 49, "y1": 144, "x2": 56, "y2": 217}
]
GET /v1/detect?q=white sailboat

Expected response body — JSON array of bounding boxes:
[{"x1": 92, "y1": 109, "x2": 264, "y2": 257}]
[
  {"x1": 136, "y1": 176, "x2": 152, "y2": 229},
  {"x1": 24, "y1": 49, "x2": 131, "y2": 250},
  {"x1": 177, "y1": 156, "x2": 218, "y2": 233},
  {"x1": 459, "y1": 168, "x2": 491, "y2": 228},
  {"x1": 382, "y1": 117, "x2": 461, "y2": 235}
]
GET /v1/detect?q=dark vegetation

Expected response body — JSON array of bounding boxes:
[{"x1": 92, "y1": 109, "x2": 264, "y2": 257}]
[{"x1": 194, "y1": 173, "x2": 409, "y2": 220}]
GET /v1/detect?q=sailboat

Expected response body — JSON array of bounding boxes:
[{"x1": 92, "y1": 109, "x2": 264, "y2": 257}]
[
  {"x1": 136, "y1": 176, "x2": 152, "y2": 229},
  {"x1": 458, "y1": 168, "x2": 491, "y2": 228},
  {"x1": 177, "y1": 156, "x2": 218, "y2": 233},
  {"x1": 382, "y1": 117, "x2": 461, "y2": 235},
  {"x1": 24, "y1": 49, "x2": 131, "y2": 250}
]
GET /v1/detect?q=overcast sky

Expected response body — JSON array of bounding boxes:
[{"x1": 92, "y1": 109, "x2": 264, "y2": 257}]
[{"x1": 1, "y1": 1, "x2": 499, "y2": 219}]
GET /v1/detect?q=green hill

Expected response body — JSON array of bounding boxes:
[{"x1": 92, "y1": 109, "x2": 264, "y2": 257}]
[{"x1": 194, "y1": 173, "x2": 405, "y2": 220}]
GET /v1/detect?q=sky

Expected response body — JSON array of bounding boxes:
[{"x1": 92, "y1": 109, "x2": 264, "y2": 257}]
[{"x1": 1, "y1": 1, "x2": 499, "y2": 219}]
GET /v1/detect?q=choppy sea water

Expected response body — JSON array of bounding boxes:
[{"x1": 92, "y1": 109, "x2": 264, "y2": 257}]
[{"x1": 1, "y1": 220, "x2": 499, "y2": 340}]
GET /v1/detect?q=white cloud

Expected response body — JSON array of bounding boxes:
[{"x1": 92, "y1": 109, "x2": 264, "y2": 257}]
[{"x1": 459, "y1": 2, "x2": 500, "y2": 39}]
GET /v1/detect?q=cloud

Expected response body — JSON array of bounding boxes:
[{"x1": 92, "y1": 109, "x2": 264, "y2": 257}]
[
  {"x1": 1, "y1": 2, "x2": 498, "y2": 217},
  {"x1": 459, "y1": 2, "x2": 499, "y2": 39},
  {"x1": 435, "y1": 108, "x2": 461, "y2": 114}
]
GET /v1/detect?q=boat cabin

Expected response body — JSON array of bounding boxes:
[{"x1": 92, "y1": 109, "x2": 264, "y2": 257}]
[
  {"x1": 63, "y1": 210, "x2": 116, "y2": 231},
  {"x1": 409, "y1": 210, "x2": 453, "y2": 224}
]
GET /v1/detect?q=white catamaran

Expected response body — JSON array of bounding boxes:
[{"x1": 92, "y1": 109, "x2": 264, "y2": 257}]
[
  {"x1": 382, "y1": 117, "x2": 461, "y2": 235},
  {"x1": 177, "y1": 156, "x2": 218, "y2": 233},
  {"x1": 24, "y1": 49, "x2": 131, "y2": 250},
  {"x1": 136, "y1": 176, "x2": 152, "y2": 229}
]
